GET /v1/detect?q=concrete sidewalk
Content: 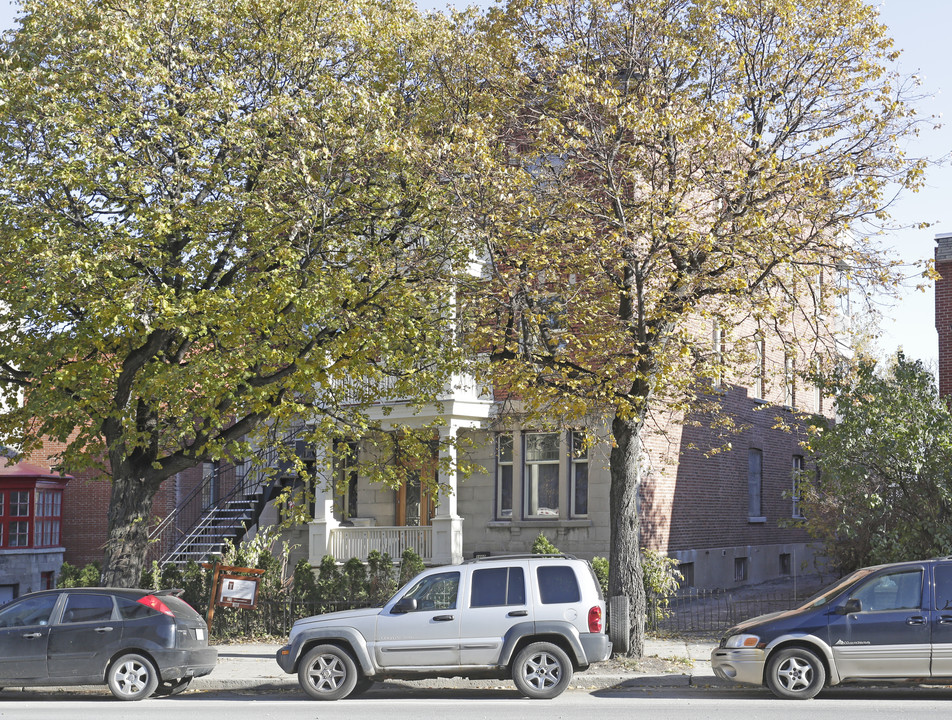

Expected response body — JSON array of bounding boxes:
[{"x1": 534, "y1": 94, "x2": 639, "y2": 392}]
[{"x1": 197, "y1": 637, "x2": 727, "y2": 694}]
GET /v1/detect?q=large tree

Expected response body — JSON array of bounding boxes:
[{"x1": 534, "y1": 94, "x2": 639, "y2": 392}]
[
  {"x1": 802, "y1": 354, "x2": 952, "y2": 575},
  {"x1": 469, "y1": 0, "x2": 929, "y2": 655},
  {"x1": 0, "y1": 0, "x2": 488, "y2": 586}
]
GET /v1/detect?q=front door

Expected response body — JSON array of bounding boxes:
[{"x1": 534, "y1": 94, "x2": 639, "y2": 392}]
[
  {"x1": 374, "y1": 570, "x2": 461, "y2": 668},
  {"x1": 828, "y1": 566, "x2": 930, "y2": 679},
  {"x1": 396, "y1": 472, "x2": 434, "y2": 527}
]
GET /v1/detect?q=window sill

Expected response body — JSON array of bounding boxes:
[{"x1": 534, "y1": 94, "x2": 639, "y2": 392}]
[
  {"x1": 487, "y1": 519, "x2": 593, "y2": 529},
  {"x1": 748, "y1": 516, "x2": 767, "y2": 524}
]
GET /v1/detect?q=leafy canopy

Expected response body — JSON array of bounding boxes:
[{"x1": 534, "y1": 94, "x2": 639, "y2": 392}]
[
  {"x1": 0, "y1": 0, "x2": 491, "y2": 584},
  {"x1": 803, "y1": 354, "x2": 952, "y2": 574}
]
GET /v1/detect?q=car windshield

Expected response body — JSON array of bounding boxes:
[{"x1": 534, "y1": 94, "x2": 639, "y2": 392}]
[{"x1": 795, "y1": 568, "x2": 876, "y2": 610}]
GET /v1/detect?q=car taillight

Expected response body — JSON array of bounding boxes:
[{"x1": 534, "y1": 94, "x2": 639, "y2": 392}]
[
  {"x1": 588, "y1": 605, "x2": 603, "y2": 633},
  {"x1": 138, "y1": 594, "x2": 174, "y2": 616}
]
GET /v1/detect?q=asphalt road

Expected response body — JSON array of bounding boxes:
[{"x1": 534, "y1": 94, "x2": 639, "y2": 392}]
[{"x1": 4, "y1": 685, "x2": 952, "y2": 720}]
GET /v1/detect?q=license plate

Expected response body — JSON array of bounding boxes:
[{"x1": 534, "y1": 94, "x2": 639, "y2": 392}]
[{"x1": 195, "y1": 628, "x2": 205, "y2": 641}]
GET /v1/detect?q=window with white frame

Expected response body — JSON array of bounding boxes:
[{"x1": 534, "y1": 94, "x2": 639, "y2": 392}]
[
  {"x1": 571, "y1": 432, "x2": 588, "y2": 517},
  {"x1": 497, "y1": 434, "x2": 513, "y2": 519},
  {"x1": 784, "y1": 353, "x2": 795, "y2": 408},
  {"x1": 753, "y1": 336, "x2": 765, "y2": 400},
  {"x1": 524, "y1": 433, "x2": 560, "y2": 518},
  {"x1": 712, "y1": 324, "x2": 726, "y2": 387},
  {"x1": 792, "y1": 455, "x2": 805, "y2": 519}
]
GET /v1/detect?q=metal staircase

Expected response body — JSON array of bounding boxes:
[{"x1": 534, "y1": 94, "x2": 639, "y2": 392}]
[{"x1": 147, "y1": 428, "x2": 310, "y2": 567}]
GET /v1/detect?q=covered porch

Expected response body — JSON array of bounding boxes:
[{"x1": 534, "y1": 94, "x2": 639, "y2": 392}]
[{"x1": 307, "y1": 381, "x2": 491, "y2": 566}]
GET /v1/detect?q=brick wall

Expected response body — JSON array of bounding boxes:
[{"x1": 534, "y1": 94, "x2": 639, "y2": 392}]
[
  {"x1": 26, "y1": 443, "x2": 182, "y2": 569},
  {"x1": 936, "y1": 233, "x2": 952, "y2": 397}
]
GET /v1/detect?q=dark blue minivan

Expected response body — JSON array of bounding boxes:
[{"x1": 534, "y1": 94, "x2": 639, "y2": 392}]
[{"x1": 711, "y1": 559, "x2": 952, "y2": 698}]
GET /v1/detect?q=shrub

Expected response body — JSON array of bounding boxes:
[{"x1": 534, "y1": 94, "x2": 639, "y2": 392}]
[
  {"x1": 591, "y1": 556, "x2": 609, "y2": 597},
  {"x1": 367, "y1": 550, "x2": 396, "y2": 605},
  {"x1": 57, "y1": 561, "x2": 101, "y2": 588},
  {"x1": 398, "y1": 547, "x2": 425, "y2": 587},
  {"x1": 531, "y1": 532, "x2": 559, "y2": 554},
  {"x1": 641, "y1": 548, "x2": 683, "y2": 623}
]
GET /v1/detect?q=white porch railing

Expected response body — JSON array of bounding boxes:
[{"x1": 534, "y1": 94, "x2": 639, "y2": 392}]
[{"x1": 328, "y1": 526, "x2": 433, "y2": 562}]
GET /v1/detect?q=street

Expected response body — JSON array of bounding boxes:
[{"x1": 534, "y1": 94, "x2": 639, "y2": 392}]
[{"x1": 4, "y1": 685, "x2": 952, "y2": 719}]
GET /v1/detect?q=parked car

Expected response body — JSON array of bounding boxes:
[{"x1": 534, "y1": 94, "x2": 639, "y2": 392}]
[
  {"x1": 276, "y1": 554, "x2": 612, "y2": 700},
  {"x1": 711, "y1": 558, "x2": 952, "y2": 699},
  {"x1": 0, "y1": 587, "x2": 217, "y2": 700}
]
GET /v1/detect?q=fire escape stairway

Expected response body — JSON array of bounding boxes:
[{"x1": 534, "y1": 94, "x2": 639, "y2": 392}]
[{"x1": 147, "y1": 428, "x2": 311, "y2": 567}]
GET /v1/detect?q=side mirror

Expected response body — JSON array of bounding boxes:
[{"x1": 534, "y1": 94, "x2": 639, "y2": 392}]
[
  {"x1": 836, "y1": 598, "x2": 862, "y2": 615},
  {"x1": 391, "y1": 598, "x2": 418, "y2": 614}
]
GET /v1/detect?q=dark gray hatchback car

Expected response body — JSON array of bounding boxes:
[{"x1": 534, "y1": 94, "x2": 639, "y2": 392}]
[
  {"x1": 712, "y1": 558, "x2": 952, "y2": 699},
  {"x1": 0, "y1": 587, "x2": 216, "y2": 700}
]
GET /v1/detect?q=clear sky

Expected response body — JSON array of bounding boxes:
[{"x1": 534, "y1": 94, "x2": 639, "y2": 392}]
[{"x1": 1, "y1": 0, "x2": 947, "y2": 366}]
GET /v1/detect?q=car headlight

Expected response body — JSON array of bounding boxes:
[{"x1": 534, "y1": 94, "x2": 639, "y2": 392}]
[{"x1": 724, "y1": 633, "x2": 762, "y2": 648}]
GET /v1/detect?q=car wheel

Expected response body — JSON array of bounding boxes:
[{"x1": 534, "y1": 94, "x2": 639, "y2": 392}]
[
  {"x1": 298, "y1": 644, "x2": 358, "y2": 700},
  {"x1": 765, "y1": 647, "x2": 826, "y2": 699},
  {"x1": 155, "y1": 677, "x2": 192, "y2": 696},
  {"x1": 512, "y1": 642, "x2": 573, "y2": 699},
  {"x1": 107, "y1": 653, "x2": 159, "y2": 701}
]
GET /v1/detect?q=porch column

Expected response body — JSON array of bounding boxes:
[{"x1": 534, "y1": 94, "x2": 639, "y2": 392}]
[
  {"x1": 308, "y1": 444, "x2": 339, "y2": 564},
  {"x1": 431, "y1": 422, "x2": 463, "y2": 565}
]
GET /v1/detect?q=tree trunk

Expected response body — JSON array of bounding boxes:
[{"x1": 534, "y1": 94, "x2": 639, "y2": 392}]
[
  {"x1": 608, "y1": 412, "x2": 646, "y2": 657},
  {"x1": 101, "y1": 472, "x2": 161, "y2": 587}
]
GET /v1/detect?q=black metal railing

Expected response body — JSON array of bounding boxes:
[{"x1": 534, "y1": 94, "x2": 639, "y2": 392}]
[
  {"x1": 147, "y1": 425, "x2": 306, "y2": 566},
  {"x1": 646, "y1": 584, "x2": 823, "y2": 636}
]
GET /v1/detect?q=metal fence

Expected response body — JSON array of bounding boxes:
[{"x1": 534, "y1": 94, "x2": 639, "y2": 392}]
[
  {"x1": 646, "y1": 587, "x2": 813, "y2": 637},
  {"x1": 212, "y1": 598, "x2": 374, "y2": 639}
]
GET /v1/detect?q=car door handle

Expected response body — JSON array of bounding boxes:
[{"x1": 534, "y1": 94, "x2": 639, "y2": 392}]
[
  {"x1": 21, "y1": 632, "x2": 43, "y2": 639},
  {"x1": 94, "y1": 626, "x2": 114, "y2": 633},
  {"x1": 907, "y1": 615, "x2": 927, "y2": 625},
  {"x1": 508, "y1": 610, "x2": 528, "y2": 617},
  {"x1": 940, "y1": 615, "x2": 952, "y2": 625},
  {"x1": 433, "y1": 615, "x2": 454, "y2": 622}
]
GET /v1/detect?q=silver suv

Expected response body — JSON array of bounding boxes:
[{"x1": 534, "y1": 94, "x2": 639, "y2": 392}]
[{"x1": 275, "y1": 554, "x2": 612, "y2": 699}]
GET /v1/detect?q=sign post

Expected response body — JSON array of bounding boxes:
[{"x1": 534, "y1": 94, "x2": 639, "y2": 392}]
[{"x1": 203, "y1": 563, "x2": 265, "y2": 630}]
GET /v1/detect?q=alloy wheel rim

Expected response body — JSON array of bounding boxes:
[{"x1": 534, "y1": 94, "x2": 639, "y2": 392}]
[
  {"x1": 307, "y1": 654, "x2": 346, "y2": 692},
  {"x1": 524, "y1": 651, "x2": 561, "y2": 689}
]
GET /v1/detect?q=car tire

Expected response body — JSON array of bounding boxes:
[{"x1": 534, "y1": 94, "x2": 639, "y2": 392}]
[
  {"x1": 512, "y1": 642, "x2": 573, "y2": 699},
  {"x1": 765, "y1": 646, "x2": 826, "y2": 699},
  {"x1": 107, "y1": 653, "x2": 159, "y2": 701},
  {"x1": 155, "y1": 677, "x2": 192, "y2": 696},
  {"x1": 298, "y1": 644, "x2": 359, "y2": 700}
]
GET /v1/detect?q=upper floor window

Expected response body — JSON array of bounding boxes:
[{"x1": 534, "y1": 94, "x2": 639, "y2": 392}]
[
  {"x1": 753, "y1": 337, "x2": 765, "y2": 400},
  {"x1": 791, "y1": 455, "x2": 806, "y2": 519},
  {"x1": 748, "y1": 448, "x2": 764, "y2": 521},
  {"x1": 0, "y1": 487, "x2": 63, "y2": 550},
  {"x1": 784, "y1": 353, "x2": 795, "y2": 408}
]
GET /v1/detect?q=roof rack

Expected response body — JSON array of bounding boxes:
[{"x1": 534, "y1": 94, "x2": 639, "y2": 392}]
[{"x1": 464, "y1": 553, "x2": 578, "y2": 563}]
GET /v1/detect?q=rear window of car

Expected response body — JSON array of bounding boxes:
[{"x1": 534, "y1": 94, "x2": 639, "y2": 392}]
[
  {"x1": 161, "y1": 595, "x2": 201, "y2": 619},
  {"x1": 471, "y1": 566, "x2": 526, "y2": 607},
  {"x1": 536, "y1": 565, "x2": 581, "y2": 604},
  {"x1": 117, "y1": 596, "x2": 157, "y2": 620}
]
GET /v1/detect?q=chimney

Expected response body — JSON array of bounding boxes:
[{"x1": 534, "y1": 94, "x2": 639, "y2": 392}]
[{"x1": 935, "y1": 233, "x2": 952, "y2": 397}]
